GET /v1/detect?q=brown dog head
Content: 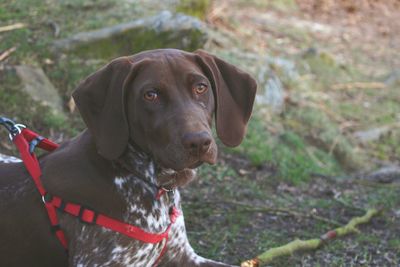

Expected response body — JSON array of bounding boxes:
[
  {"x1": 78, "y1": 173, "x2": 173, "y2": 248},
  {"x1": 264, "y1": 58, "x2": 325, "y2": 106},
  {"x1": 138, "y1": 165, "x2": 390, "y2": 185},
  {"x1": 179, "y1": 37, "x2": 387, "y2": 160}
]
[{"x1": 72, "y1": 49, "x2": 257, "y2": 171}]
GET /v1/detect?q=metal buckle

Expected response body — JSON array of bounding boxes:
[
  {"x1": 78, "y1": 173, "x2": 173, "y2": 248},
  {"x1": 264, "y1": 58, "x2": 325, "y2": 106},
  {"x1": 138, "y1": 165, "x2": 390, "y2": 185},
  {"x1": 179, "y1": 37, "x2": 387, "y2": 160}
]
[
  {"x1": 8, "y1": 124, "x2": 26, "y2": 141},
  {"x1": 0, "y1": 117, "x2": 16, "y2": 131},
  {"x1": 41, "y1": 192, "x2": 53, "y2": 204},
  {"x1": 0, "y1": 117, "x2": 25, "y2": 140}
]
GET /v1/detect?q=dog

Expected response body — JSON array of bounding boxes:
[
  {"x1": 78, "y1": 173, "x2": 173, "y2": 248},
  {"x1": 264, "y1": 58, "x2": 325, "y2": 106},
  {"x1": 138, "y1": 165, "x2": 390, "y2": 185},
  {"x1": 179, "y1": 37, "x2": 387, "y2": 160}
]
[{"x1": 0, "y1": 49, "x2": 257, "y2": 267}]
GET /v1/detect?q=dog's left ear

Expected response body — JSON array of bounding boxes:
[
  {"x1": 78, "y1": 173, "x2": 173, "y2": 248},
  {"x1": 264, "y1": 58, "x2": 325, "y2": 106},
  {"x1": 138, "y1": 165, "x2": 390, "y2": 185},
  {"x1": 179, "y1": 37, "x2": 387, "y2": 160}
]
[
  {"x1": 72, "y1": 57, "x2": 144, "y2": 160},
  {"x1": 194, "y1": 49, "x2": 257, "y2": 147}
]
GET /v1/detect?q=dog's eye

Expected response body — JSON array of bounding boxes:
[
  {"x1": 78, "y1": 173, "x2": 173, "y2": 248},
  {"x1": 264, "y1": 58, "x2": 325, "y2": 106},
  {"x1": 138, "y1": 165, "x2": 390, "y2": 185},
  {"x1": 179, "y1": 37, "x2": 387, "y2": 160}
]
[
  {"x1": 194, "y1": 83, "x2": 208, "y2": 95},
  {"x1": 144, "y1": 90, "x2": 158, "y2": 101}
]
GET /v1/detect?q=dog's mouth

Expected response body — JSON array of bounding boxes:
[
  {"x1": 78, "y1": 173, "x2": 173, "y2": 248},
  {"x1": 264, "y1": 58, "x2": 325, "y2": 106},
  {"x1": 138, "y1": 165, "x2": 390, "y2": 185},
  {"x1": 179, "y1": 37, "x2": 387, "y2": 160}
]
[
  {"x1": 157, "y1": 168, "x2": 198, "y2": 188},
  {"x1": 153, "y1": 140, "x2": 218, "y2": 172},
  {"x1": 161, "y1": 160, "x2": 203, "y2": 172},
  {"x1": 175, "y1": 154, "x2": 216, "y2": 171}
]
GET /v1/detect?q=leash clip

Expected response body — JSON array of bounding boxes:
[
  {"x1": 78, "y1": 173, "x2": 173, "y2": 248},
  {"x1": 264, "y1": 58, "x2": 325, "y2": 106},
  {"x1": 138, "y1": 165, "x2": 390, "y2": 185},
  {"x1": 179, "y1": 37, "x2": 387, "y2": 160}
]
[
  {"x1": 8, "y1": 124, "x2": 26, "y2": 141},
  {"x1": 42, "y1": 192, "x2": 53, "y2": 204},
  {"x1": 0, "y1": 117, "x2": 26, "y2": 140}
]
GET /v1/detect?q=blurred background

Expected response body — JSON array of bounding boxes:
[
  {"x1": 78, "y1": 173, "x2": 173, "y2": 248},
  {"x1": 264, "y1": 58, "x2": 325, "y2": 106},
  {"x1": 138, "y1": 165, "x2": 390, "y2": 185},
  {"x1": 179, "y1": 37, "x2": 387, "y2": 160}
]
[{"x1": 0, "y1": 0, "x2": 399, "y2": 266}]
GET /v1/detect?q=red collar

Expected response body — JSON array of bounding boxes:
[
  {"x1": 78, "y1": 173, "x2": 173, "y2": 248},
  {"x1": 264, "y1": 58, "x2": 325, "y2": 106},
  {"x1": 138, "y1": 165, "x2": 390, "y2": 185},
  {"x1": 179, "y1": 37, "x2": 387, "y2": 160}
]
[{"x1": 7, "y1": 124, "x2": 179, "y2": 267}]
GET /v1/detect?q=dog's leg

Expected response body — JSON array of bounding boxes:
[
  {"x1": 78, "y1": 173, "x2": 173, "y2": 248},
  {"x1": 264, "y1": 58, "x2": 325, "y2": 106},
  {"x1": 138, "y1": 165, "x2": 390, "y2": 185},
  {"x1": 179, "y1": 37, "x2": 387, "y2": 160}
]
[{"x1": 160, "y1": 215, "x2": 237, "y2": 267}]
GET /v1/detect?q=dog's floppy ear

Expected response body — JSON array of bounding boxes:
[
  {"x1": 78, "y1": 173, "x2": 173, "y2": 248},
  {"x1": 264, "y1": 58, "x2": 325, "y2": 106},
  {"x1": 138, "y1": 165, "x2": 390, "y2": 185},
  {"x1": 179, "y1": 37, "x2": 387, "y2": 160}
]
[
  {"x1": 72, "y1": 57, "x2": 141, "y2": 160},
  {"x1": 194, "y1": 50, "x2": 257, "y2": 147}
]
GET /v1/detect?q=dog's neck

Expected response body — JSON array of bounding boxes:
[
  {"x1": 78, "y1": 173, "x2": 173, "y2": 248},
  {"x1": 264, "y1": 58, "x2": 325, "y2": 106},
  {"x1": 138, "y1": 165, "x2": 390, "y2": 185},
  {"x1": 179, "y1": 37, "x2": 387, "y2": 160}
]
[
  {"x1": 112, "y1": 142, "x2": 197, "y2": 191},
  {"x1": 113, "y1": 143, "x2": 158, "y2": 187}
]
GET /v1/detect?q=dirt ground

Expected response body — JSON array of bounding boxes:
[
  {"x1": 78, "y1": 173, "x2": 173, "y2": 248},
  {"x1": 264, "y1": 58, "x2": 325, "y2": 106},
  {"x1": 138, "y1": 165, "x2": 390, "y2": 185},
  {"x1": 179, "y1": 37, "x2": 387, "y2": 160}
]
[{"x1": 182, "y1": 151, "x2": 400, "y2": 266}]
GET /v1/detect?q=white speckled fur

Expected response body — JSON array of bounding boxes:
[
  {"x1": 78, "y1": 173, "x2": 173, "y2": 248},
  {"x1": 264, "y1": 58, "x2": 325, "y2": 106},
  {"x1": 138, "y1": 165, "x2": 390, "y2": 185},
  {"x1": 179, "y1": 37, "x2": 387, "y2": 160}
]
[
  {"x1": 1, "y1": 146, "x2": 232, "y2": 266},
  {"x1": 0, "y1": 153, "x2": 21, "y2": 163},
  {"x1": 64, "y1": 145, "x2": 234, "y2": 266}
]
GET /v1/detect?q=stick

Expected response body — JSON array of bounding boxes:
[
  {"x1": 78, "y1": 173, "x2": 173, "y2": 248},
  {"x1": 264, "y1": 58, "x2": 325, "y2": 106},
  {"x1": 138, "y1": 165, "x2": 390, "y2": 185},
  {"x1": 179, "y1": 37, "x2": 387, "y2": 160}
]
[
  {"x1": 0, "y1": 23, "x2": 26, "y2": 33},
  {"x1": 241, "y1": 208, "x2": 381, "y2": 267},
  {"x1": 0, "y1": 47, "x2": 16, "y2": 62},
  {"x1": 331, "y1": 82, "x2": 386, "y2": 90}
]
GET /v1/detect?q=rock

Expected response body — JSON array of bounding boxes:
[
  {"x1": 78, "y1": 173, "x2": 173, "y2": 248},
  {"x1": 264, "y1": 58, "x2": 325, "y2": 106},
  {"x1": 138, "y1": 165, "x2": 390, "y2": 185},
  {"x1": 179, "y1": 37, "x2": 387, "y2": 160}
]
[
  {"x1": 14, "y1": 65, "x2": 66, "y2": 117},
  {"x1": 363, "y1": 166, "x2": 400, "y2": 183},
  {"x1": 385, "y1": 69, "x2": 400, "y2": 86},
  {"x1": 256, "y1": 73, "x2": 286, "y2": 112},
  {"x1": 53, "y1": 11, "x2": 208, "y2": 59},
  {"x1": 234, "y1": 51, "x2": 300, "y2": 81},
  {"x1": 255, "y1": 56, "x2": 298, "y2": 112},
  {"x1": 353, "y1": 126, "x2": 392, "y2": 143},
  {"x1": 204, "y1": 51, "x2": 300, "y2": 113}
]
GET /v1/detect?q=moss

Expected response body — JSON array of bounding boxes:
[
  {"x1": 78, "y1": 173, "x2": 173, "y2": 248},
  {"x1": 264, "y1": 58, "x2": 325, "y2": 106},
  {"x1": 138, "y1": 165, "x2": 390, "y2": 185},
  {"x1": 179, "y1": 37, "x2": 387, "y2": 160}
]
[
  {"x1": 71, "y1": 28, "x2": 207, "y2": 60},
  {"x1": 176, "y1": 0, "x2": 210, "y2": 20}
]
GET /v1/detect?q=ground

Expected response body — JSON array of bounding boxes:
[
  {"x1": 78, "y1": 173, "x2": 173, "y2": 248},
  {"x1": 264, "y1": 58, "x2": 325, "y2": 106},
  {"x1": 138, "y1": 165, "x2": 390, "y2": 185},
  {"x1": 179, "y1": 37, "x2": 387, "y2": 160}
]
[{"x1": 0, "y1": 0, "x2": 399, "y2": 266}]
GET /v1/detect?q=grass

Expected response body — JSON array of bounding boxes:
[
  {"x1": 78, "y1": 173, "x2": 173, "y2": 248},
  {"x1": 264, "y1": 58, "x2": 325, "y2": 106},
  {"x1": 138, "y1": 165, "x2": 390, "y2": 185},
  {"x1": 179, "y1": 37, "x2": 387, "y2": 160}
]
[
  {"x1": 186, "y1": 157, "x2": 399, "y2": 265},
  {"x1": 230, "y1": 114, "x2": 341, "y2": 184}
]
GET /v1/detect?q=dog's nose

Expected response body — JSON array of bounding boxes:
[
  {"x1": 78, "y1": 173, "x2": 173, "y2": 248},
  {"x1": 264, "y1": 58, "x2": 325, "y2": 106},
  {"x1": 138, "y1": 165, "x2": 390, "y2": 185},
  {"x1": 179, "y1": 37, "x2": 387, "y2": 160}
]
[{"x1": 182, "y1": 131, "x2": 212, "y2": 155}]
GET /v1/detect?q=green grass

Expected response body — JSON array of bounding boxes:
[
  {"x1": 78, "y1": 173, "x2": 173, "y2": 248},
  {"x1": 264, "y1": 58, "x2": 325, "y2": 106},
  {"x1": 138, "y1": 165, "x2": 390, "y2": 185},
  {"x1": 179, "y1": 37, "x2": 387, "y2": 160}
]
[
  {"x1": 0, "y1": 71, "x2": 74, "y2": 134},
  {"x1": 301, "y1": 50, "x2": 365, "y2": 89},
  {"x1": 231, "y1": 116, "x2": 274, "y2": 166},
  {"x1": 230, "y1": 115, "x2": 341, "y2": 184},
  {"x1": 388, "y1": 238, "x2": 400, "y2": 251},
  {"x1": 364, "y1": 187, "x2": 400, "y2": 209},
  {"x1": 368, "y1": 130, "x2": 400, "y2": 161}
]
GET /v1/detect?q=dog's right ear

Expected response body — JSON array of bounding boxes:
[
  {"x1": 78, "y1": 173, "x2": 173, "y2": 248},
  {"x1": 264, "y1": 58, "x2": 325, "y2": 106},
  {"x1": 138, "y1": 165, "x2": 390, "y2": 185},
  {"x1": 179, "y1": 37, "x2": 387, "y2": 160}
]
[
  {"x1": 194, "y1": 50, "x2": 257, "y2": 147},
  {"x1": 72, "y1": 57, "x2": 143, "y2": 160}
]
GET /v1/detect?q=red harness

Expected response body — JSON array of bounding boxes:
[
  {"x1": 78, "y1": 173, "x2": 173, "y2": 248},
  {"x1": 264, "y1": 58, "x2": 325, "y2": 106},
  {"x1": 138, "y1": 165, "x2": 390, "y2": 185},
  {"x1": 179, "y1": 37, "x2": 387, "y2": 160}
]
[{"x1": 7, "y1": 124, "x2": 179, "y2": 266}]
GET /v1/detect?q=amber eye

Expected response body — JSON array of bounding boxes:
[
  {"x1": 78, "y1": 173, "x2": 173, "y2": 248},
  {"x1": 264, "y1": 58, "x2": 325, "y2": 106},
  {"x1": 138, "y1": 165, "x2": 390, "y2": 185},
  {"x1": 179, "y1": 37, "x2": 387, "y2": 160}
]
[
  {"x1": 194, "y1": 83, "x2": 208, "y2": 95},
  {"x1": 144, "y1": 90, "x2": 158, "y2": 101}
]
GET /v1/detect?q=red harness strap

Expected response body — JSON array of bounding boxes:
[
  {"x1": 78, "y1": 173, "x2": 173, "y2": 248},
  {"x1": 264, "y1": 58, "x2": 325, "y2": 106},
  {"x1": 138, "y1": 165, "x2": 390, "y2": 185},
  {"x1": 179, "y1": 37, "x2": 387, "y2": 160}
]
[
  {"x1": 11, "y1": 128, "x2": 179, "y2": 266},
  {"x1": 12, "y1": 130, "x2": 68, "y2": 249}
]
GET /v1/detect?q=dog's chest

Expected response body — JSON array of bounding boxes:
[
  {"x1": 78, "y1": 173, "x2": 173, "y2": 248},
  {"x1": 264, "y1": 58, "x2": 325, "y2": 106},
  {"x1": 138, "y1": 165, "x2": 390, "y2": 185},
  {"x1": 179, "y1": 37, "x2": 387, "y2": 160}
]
[
  {"x1": 113, "y1": 175, "x2": 175, "y2": 232},
  {"x1": 69, "y1": 174, "x2": 182, "y2": 267}
]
